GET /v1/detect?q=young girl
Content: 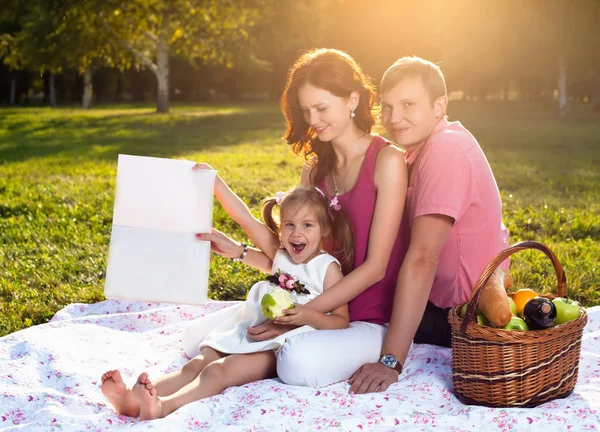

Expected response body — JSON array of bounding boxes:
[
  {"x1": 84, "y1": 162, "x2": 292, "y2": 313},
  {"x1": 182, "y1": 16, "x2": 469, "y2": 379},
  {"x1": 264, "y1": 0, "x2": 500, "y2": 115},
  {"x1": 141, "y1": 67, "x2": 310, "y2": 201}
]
[{"x1": 100, "y1": 186, "x2": 354, "y2": 420}]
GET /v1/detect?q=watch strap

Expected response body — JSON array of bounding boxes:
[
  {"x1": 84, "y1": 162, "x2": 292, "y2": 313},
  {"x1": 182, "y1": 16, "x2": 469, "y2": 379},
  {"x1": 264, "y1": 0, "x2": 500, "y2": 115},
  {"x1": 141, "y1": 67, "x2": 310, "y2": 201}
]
[{"x1": 380, "y1": 354, "x2": 403, "y2": 374}]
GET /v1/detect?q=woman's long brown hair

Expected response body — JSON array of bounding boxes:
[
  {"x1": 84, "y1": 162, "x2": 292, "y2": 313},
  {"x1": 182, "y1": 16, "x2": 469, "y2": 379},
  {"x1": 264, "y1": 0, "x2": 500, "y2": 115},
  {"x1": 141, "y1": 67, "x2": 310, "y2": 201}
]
[{"x1": 280, "y1": 49, "x2": 377, "y2": 187}]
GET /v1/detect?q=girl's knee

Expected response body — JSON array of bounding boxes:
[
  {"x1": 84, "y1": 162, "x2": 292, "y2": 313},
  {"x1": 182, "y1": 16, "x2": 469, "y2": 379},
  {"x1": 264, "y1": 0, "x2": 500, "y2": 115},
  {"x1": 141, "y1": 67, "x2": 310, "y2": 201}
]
[
  {"x1": 200, "y1": 361, "x2": 226, "y2": 383},
  {"x1": 181, "y1": 356, "x2": 205, "y2": 378}
]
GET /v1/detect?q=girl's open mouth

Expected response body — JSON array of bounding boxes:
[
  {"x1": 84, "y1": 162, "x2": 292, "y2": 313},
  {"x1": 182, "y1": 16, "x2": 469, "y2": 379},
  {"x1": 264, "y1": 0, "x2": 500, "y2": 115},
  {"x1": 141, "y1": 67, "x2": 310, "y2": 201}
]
[{"x1": 291, "y1": 242, "x2": 306, "y2": 253}]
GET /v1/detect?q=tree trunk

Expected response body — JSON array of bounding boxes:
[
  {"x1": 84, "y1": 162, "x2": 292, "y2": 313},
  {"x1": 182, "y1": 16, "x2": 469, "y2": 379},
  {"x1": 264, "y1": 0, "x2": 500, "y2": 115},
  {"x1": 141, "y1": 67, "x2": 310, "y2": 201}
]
[
  {"x1": 9, "y1": 75, "x2": 16, "y2": 105},
  {"x1": 115, "y1": 72, "x2": 122, "y2": 102},
  {"x1": 82, "y1": 67, "x2": 93, "y2": 110},
  {"x1": 156, "y1": 32, "x2": 170, "y2": 114},
  {"x1": 558, "y1": 54, "x2": 568, "y2": 116},
  {"x1": 49, "y1": 73, "x2": 57, "y2": 107}
]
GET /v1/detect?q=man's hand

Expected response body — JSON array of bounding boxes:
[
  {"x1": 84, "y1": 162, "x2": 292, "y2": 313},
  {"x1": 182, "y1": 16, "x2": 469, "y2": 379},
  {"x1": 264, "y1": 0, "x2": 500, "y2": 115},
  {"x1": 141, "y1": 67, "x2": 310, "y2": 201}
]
[
  {"x1": 247, "y1": 320, "x2": 295, "y2": 341},
  {"x1": 348, "y1": 362, "x2": 399, "y2": 394},
  {"x1": 274, "y1": 304, "x2": 315, "y2": 326}
]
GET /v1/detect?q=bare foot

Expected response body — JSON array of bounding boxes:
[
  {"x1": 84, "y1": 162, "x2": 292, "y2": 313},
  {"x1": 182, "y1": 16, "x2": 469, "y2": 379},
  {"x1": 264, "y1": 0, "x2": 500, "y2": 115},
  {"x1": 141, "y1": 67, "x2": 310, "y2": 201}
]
[
  {"x1": 101, "y1": 370, "x2": 140, "y2": 417},
  {"x1": 132, "y1": 372, "x2": 164, "y2": 421}
]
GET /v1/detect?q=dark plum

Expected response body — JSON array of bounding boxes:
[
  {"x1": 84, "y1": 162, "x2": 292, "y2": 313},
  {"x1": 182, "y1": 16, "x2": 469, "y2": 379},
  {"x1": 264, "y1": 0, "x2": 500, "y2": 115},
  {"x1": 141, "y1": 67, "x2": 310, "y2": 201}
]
[{"x1": 523, "y1": 297, "x2": 557, "y2": 330}]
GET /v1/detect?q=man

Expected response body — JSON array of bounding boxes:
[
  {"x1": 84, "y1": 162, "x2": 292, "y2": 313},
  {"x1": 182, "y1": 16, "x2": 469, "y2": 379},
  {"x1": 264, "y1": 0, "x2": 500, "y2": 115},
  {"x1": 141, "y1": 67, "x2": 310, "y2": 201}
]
[{"x1": 348, "y1": 57, "x2": 509, "y2": 394}]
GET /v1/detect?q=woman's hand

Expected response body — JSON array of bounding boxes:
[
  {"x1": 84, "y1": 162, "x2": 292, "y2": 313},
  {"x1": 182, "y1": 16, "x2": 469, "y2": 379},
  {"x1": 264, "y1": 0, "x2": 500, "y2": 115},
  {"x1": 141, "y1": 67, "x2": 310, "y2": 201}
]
[
  {"x1": 275, "y1": 303, "x2": 315, "y2": 327},
  {"x1": 195, "y1": 228, "x2": 243, "y2": 259},
  {"x1": 247, "y1": 320, "x2": 294, "y2": 341}
]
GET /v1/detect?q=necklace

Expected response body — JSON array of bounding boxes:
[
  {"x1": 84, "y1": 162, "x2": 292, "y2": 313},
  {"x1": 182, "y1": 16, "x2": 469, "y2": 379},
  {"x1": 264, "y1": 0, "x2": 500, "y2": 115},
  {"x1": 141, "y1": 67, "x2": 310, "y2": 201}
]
[{"x1": 332, "y1": 135, "x2": 369, "y2": 196}]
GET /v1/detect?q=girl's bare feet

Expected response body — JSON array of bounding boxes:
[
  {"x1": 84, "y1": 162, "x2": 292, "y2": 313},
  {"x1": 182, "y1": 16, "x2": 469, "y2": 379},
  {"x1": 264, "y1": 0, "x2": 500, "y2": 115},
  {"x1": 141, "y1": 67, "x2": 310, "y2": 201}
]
[
  {"x1": 132, "y1": 372, "x2": 164, "y2": 421},
  {"x1": 100, "y1": 370, "x2": 140, "y2": 417}
]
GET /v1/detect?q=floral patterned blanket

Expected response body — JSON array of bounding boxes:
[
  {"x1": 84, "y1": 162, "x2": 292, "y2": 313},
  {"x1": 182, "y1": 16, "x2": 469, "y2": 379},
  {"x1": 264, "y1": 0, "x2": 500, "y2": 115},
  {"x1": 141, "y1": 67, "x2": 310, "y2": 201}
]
[{"x1": 1, "y1": 300, "x2": 599, "y2": 431}]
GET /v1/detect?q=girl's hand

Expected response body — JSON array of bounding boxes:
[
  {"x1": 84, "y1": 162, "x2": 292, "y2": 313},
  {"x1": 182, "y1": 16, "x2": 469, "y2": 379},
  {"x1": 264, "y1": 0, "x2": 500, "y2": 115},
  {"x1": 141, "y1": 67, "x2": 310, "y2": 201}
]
[
  {"x1": 195, "y1": 228, "x2": 243, "y2": 259},
  {"x1": 275, "y1": 303, "x2": 314, "y2": 327},
  {"x1": 247, "y1": 321, "x2": 292, "y2": 341},
  {"x1": 191, "y1": 162, "x2": 215, "y2": 171}
]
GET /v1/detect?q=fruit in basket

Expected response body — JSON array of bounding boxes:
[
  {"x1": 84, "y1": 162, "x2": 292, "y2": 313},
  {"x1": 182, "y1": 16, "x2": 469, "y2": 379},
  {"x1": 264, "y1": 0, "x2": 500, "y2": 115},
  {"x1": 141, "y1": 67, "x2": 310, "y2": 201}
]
[
  {"x1": 477, "y1": 268, "x2": 512, "y2": 327},
  {"x1": 476, "y1": 312, "x2": 491, "y2": 326},
  {"x1": 552, "y1": 298, "x2": 582, "y2": 325},
  {"x1": 512, "y1": 288, "x2": 539, "y2": 316},
  {"x1": 502, "y1": 316, "x2": 529, "y2": 331},
  {"x1": 523, "y1": 297, "x2": 557, "y2": 330},
  {"x1": 459, "y1": 303, "x2": 491, "y2": 326},
  {"x1": 508, "y1": 297, "x2": 518, "y2": 316}
]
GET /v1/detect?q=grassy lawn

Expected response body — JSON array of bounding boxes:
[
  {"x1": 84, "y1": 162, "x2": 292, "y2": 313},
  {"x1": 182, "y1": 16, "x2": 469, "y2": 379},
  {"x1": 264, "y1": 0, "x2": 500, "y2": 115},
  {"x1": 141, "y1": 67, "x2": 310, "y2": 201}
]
[{"x1": 1, "y1": 102, "x2": 598, "y2": 336}]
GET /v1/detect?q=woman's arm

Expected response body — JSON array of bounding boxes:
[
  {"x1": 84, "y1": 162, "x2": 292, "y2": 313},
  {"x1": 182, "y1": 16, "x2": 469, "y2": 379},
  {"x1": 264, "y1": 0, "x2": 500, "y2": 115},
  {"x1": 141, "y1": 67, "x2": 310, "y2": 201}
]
[
  {"x1": 193, "y1": 163, "x2": 280, "y2": 260},
  {"x1": 275, "y1": 261, "x2": 349, "y2": 330},
  {"x1": 305, "y1": 146, "x2": 408, "y2": 313}
]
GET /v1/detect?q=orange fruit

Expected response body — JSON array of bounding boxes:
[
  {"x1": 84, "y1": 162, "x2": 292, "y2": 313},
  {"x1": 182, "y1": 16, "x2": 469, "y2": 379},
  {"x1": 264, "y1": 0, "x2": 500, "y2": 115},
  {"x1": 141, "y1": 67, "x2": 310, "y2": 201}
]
[{"x1": 512, "y1": 288, "x2": 539, "y2": 316}]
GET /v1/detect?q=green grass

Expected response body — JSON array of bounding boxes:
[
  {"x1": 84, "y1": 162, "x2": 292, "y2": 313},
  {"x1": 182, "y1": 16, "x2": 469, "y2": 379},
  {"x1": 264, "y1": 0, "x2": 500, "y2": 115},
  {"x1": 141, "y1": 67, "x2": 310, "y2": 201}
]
[{"x1": 1, "y1": 102, "x2": 599, "y2": 336}]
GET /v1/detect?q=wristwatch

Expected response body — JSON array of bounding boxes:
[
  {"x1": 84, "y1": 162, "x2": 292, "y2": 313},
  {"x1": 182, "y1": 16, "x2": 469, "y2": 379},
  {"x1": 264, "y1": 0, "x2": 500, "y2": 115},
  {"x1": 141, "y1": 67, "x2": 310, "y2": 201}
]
[
  {"x1": 379, "y1": 354, "x2": 403, "y2": 374},
  {"x1": 231, "y1": 242, "x2": 248, "y2": 262}
]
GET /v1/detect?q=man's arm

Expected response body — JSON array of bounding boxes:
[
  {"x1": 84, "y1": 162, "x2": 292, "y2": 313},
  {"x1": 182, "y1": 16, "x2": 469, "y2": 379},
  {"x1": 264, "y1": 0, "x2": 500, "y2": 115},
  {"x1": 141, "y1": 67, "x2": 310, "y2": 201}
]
[
  {"x1": 348, "y1": 213, "x2": 453, "y2": 394},
  {"x1": 383, "y1": 213, "x2": 453, "y2": 361}
]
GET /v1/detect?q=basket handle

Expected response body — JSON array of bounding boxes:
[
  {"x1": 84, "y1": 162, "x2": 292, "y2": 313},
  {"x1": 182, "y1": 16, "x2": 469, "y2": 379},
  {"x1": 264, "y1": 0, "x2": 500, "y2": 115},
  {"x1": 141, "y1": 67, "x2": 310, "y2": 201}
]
[{"x1": 460, "y1": 241, "x2": 567, "y2": 333}]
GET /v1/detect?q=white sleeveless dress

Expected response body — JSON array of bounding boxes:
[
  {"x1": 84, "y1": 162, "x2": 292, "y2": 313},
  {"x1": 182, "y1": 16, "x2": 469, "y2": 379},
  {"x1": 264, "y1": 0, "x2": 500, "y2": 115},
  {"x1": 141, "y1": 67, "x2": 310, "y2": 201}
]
[{"x1": 182, "y1": 250, "x2": 340, "y2": 357}]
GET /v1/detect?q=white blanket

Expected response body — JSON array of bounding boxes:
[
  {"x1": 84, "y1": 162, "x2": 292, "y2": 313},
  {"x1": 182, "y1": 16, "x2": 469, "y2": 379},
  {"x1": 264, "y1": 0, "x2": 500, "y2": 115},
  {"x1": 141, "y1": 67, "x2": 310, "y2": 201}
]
[{"x1": 1, "y1": 300, "x2": 599, "y2": 431}]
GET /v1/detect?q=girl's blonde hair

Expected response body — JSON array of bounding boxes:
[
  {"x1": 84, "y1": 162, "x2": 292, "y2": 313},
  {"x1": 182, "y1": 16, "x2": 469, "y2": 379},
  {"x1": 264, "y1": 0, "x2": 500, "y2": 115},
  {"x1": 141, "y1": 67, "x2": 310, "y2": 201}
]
[{"x1": 261, "y1": 187, "x2": 354, "y2": 274}]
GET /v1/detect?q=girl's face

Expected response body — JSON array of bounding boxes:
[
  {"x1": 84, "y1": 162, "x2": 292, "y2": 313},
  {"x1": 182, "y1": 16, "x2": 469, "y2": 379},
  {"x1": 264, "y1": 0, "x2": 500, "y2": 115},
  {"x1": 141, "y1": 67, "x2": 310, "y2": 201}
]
[
  {"x1": 280, "y1": 202, "x2": 327, "y2": 264},
  {"x1": 297, "y1": 83, "x2": 356, "y2": 143}
]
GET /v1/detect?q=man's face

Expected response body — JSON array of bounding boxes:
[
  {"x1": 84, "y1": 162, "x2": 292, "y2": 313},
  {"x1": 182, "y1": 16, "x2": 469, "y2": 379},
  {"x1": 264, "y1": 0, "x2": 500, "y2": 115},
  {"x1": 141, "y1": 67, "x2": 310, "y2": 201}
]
[{"x1": 381, "y1": 76, "x2": 446, "y2": 152}]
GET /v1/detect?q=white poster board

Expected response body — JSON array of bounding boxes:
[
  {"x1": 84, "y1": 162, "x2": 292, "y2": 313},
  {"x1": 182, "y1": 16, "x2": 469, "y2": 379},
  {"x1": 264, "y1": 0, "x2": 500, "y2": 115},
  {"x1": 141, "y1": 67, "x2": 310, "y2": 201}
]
[{"x1": 104, "y1": 155, "x2": 216, "y2": 305}]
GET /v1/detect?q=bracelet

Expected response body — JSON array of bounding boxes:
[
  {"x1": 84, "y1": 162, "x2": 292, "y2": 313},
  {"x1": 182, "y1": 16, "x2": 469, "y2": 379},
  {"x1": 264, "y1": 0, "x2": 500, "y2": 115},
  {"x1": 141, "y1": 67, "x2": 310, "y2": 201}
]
[{"x1": 231, "y1": 242, "x2": 248, "y2": 262}]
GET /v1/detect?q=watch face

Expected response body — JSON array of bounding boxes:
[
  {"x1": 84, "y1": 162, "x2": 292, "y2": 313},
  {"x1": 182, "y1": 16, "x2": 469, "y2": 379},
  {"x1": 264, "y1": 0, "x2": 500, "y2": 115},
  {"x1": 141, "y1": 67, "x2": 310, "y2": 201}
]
[{"x1": 381, "y1": 355, "x2": 397, "y2": 368}]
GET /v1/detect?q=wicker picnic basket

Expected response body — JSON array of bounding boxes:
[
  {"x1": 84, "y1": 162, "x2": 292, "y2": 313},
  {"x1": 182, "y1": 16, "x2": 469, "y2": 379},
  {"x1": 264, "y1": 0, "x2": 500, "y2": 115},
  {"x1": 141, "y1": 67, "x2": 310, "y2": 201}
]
[{"x1": 448, "y1": 241, "x2": 588, "y2": 408}]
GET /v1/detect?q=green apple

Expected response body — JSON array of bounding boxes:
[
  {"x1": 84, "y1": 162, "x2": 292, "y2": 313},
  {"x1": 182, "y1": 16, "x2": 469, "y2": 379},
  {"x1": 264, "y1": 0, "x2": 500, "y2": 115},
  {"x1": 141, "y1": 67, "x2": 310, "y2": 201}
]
[
  {"x1": 460, "y1": 303, "x2": 491, "y2": 326},
  {"x1": 261, "y1": 288, "x2": 294, "y2": 320},
  {"x1": 508, "y1": 297, "x2": 518, "y2": 316},
  {"x1": 476, "y1": 312, "x2": 491, "y2": 326},
  {"x1": 502, "y1": 316, "x2": 529, "y2": 331},
  {"x1": 552, "y1": 297, "x2": 582, "y2": 325}
]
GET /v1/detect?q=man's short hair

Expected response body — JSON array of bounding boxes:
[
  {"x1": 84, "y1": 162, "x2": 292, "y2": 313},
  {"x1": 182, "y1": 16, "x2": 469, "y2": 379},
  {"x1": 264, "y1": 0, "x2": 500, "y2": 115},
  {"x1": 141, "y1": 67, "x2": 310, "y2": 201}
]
[{"x1": 380, "y1": 56, "x2": 447, "y2": 104}]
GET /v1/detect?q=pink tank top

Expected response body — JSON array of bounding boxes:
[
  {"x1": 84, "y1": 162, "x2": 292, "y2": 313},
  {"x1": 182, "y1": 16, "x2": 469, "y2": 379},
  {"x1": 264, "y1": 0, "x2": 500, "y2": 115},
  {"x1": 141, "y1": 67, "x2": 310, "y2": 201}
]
[{"x1": 321, "y1": 136, "x2": 410, "y2": 324}]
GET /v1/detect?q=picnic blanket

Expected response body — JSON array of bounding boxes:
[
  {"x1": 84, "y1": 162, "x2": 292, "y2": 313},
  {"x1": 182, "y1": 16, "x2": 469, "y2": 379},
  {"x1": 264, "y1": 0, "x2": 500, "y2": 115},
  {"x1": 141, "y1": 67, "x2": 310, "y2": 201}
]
[{"x1": 1, "y1": 300, "x2": 599, "y2": 431}]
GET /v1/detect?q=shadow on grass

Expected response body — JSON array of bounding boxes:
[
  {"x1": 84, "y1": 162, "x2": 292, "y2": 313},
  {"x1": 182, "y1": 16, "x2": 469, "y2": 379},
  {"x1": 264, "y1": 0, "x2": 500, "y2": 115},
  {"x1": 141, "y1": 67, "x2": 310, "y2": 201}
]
[{"x1": 0, "y1": 103, "x2": 285, "y2": 164}]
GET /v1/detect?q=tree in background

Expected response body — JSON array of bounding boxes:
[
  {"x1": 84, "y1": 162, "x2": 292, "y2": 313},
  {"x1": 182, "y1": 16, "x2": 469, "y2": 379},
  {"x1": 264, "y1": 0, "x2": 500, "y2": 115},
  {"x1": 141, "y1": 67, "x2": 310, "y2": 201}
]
[
  {"x1": 250, "y1": 0, "x2": 333, "y2": 98},
  {"x1": 88, "y1": 0, "x2": 266, "y2": 113},
  {"x1": 1, "y1": 0, "x2": 130, "y2": 109},
  {"x1": 1, "y1": 0, "x2": 599, "y2": 112}
]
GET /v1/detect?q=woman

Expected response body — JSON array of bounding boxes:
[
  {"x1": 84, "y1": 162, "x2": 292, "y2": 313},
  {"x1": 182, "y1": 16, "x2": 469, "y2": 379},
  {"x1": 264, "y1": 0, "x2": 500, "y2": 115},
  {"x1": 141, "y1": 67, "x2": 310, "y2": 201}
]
[{"x1": 198, "y1": 48, "x2": 410, "y2": 387}]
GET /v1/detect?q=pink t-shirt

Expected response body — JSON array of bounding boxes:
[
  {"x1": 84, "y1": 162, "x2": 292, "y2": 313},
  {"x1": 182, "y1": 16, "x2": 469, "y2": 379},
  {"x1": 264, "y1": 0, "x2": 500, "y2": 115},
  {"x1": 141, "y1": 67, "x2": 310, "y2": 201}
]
[{"x1": 406, "y1": 118, "x2": 509, "y2": 309}]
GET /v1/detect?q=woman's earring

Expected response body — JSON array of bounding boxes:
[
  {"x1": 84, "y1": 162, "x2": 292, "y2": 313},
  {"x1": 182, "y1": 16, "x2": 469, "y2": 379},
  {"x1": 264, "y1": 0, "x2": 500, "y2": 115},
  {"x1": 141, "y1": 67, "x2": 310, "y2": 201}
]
[{"x1": 350, "y1": 110, "x2": 356, "y2": 118}]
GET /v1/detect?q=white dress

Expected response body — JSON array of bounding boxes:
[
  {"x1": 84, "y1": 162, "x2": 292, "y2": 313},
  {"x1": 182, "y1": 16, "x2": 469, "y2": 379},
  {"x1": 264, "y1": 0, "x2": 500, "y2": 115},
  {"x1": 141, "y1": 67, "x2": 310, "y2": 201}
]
[{"x1": 182, "y1": 250, "x2": 340, "y2": 358}]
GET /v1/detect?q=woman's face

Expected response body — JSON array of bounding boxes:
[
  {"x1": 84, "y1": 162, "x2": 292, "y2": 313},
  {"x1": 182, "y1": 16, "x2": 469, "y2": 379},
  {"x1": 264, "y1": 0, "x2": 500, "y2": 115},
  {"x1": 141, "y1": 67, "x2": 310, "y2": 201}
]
[{"x1": 297, "y1": 83, "x2": 356, "y2": 143}]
